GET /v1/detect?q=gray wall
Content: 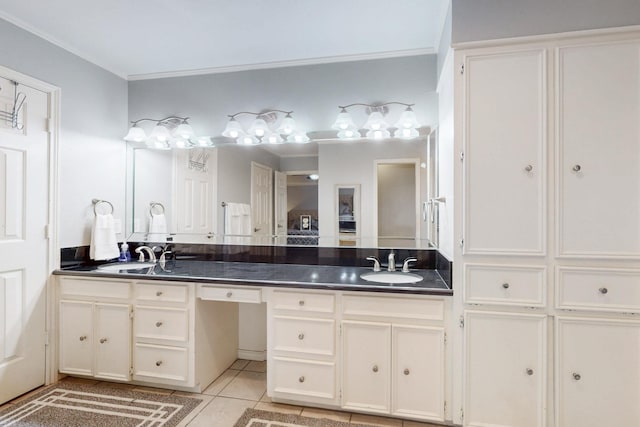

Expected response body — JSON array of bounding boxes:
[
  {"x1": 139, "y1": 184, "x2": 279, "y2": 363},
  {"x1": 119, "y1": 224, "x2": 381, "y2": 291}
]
[
  {"x1": 437, "y1": 2, "x2": 453, "y2": 78},
  {"x1": 0, "y1": 19, "x2": 128, "y2": 248},
  {"x1": 452, "y1": 0, "x2": 640, "y2": 43}
]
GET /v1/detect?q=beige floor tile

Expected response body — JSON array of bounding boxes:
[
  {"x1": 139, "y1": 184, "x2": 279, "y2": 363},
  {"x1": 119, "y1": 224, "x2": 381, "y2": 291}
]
[
  {"x1": 59, "y1": 376, "x2": 100, "y2": 386},
  {"x1": 186, "y1": 396, "x2": 255, "y2": 427},
  {"x1": 132, "y1": 385, "x2": 174, "y2": 395},
  {"x1": 301, "y1": 407, "x2": 352, "y2": 422},
  {"x1": 203, "y1": 369, "x2": 241, "y2": 396},
  {"x1": 218, "y1": 371, "x2": 266, "y2": 401},
  {"x1": 402, "y1": 421, "x2": 444, "y2": 427},
  {"x1": 174, "y1": 394, "x2": 215, "y2": 427},
  {"x1": 259, "y1": 392, "x2": 272, "y2": 402},
  {"x1": 254, "y1": 401, "x2": 303, "y2": 415},
  {"x1": 350, "y1": 413, "x2": 403, "y2": 427},
  {"x1": 229, "y1": 359, "x2": 251, "y2": 370},
  {"x1": 96, "y1": 381, "x2": 135, "y2": 390},
  {"x1": 244, "y1": 360, "x2": 267, "y2": 373}
]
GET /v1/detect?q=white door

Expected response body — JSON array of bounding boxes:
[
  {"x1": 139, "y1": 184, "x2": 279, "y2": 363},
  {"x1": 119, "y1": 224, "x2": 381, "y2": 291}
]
[
  {"x1": 0, "y1": 76, "x2": 51, "y2": 404},
  {"x1": 274, "y1": 171, "x2": 287, "y2": 242},
  {"x1": 464, "y1": 311, "x2": 547, "y2": 427},
  {"x1": 174, "y1": 148, "x2": 215, "y2": 235},
  {"x1": 59, "y1": 300, "x2": 94, "y2": 377},
  {"x1": 251, "y1": 162, "x2": 272, "y2": 239},
  {"x1": 94, "y1": 303, "x2": 131, "y2": 381},
  {"x1": 556, "y1": 317, "x2": 640, "y2": 427}
]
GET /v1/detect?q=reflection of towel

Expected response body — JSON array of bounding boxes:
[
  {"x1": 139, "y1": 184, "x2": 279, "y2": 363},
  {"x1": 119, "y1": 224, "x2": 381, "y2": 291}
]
[
  {"x1": 148, "y1": 213, "x2": 167, "y2": 242},
  {"x1": 90, "y1": 213, "x2": 120, "y2": 260},
  {"x1": 224, "y1": 202, "x2": 252, "y2": 235}
]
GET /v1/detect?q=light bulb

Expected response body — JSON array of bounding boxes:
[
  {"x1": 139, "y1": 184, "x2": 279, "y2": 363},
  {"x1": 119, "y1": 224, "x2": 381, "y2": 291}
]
[
  {"x1": 150, "y1": 124, "x2": 171, "y2": 142},
  {"x1": 286, "y1": 130, "x2": 310, "y2": 144},
  {"x1": 337, "y1": 125, "x2": 361, "y2": 140},
  {"x1": 366, "y1": 129, "x2": 391, "y2": 139},
  {"x1": 237, "y1": 135, "x2": 259, "y2": 145},
  {"x1": 394, "y1": 108, "x2": 420, "y2": 130},
  {"x1": 247, "y1": 118, "x2": 269, "y2": 138},
  {"x1": 393, "y1": 128, "x2": 419, "y2": 139},
  {"x1": 363, "y1": 111, "x2": 389, "y2": 130},
  {"x1": 173, "y1": 122, "x2": 194, "y2": 139},
  {"x1": 222, "y1": 118, "x2": 244, "y2": 138},
  {"x1": 332, "y1": 110, "x2": 356, "y2": 130},
  {"x1": 277, "y1": 115, "x2": 296, "y2": 135}
]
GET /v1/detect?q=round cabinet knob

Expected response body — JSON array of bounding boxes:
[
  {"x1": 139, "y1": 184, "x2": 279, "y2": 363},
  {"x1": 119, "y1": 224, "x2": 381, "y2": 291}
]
[
  {"x1": 599, "y1": 287, "x2": 608, "y2": 294},
  {"x1": 404, "y1": 368, "x2": 410, "y2": 376},
  {"x1": 526, "y1": 368, "x2": 534, "y2": 376},
  {"x1": 298, "y1": 300, "x2": 305, "y2": 306},
  {"x1": 156, "y1": 291, "x2": 163, "y2": 297},
  {"x1": 372, "y1": 365, "x2": 379, "y2": 373},
  {"x1": 298, "y1": 333, "x2": 305, "y2": 340},
  {"x1": 502, "y1": 283, "x2": 510, "y2": 289},
  {"x1": 573, "y1": 373, "x2": 581, "y2": 381},
  {"x1": 525, "y1": 165, "x2": 533, "y2": 172},
  {"x1": 226, "y1": 292, "x2": 233, "y2": 298},
  {"x1": 79, "y1": 335, "x2": 87, "y2": 342},
  {"x1": 155, "y1": 321, "x2": 163, "y2": 327},
  {"x1": 156, "y1": 361, "x2": 163, "y2": 367},
  {"x1": 298, "y1": 376, "x2": 305, "y2": 383},
  {"x1": 572, "y1": 164, "x2": 582, "y2": 172},
  {"x1": 99, "y1": 338, "x2": 108, "y2": 344}
]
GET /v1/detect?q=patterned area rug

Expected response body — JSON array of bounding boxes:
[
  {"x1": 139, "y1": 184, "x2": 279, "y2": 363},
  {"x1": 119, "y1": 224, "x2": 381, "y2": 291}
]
[
  {"x1": 233, "y1": 409, "x2": 376, "y2": 427},
  {"x1": 0, "y1": 381, "x2": 202, "y2": 426}
]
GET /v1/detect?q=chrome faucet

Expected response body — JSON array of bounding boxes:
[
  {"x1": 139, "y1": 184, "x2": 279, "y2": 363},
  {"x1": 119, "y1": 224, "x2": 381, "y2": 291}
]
[
  {"x1": 387, "y1": 250, "x2": 396, "y2": 272},
  {"x1": 366, "y1": 256, "x2": 381, "y2": 272},
  {"x1": 135, "y1": 245, "x2": 156, "y2": 262},
  {"x1": 402, "y1": 257, "x2": 418, "y2": 273}
]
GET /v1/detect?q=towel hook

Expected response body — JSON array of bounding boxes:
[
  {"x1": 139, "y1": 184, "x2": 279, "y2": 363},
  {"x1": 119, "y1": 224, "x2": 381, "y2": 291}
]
[
  {"x1": 92, "y1": 199, "x2": 114, "y2": 215},
  {"x1": 150, "y1": 202, "x2": 165, "y2": 216}
]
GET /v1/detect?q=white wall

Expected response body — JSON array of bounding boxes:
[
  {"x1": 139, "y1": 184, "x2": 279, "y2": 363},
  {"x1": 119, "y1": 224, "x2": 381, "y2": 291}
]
[{"x1": 0, "y1": 18, "x2": 128, "y2": 248}]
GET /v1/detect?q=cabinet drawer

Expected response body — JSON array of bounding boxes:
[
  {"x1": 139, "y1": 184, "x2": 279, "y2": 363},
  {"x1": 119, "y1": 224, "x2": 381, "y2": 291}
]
[
  {"x1": 272, "y1": 357, "x2": 335, "y2": 400},
  {"x1": 273, "y1": 316, "x2": 335, "y2": 356},
  {"x1": 135, "y1": 283, "x2": 188, "y2": 304},
  {"x1": 198, "y1": 285, "x2": 261, "y2": 303},
  {"x1": 343, "y1": 295, "x2": 444, "y2": 321},
  {"x1": 59, "y1": 277, "x2": 130, "y2": 300},
  {"x1": 557, "y1": 268, "x2": 640, "y2": 313},
  {"x1": 464, "y1": 264, "x2": 546, "y2": 307},
  {"x1": 135, "y1": 306, "x2": 189, "y2": 343},
  {"x1": 272, "y1": 291, "x2": 335, "y2": 314},
  {"x1": 133, "y1": 343, "x2": 189, "y2": 383}
]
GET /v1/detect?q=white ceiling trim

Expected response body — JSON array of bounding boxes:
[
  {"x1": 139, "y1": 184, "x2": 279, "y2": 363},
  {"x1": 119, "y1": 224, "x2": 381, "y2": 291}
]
[
  {"x1": 127, "y1": 48, "x2": 435, "y2": 81},
  {"x1": 0, "y1": 10, "x2": 129, "y2": 79}
]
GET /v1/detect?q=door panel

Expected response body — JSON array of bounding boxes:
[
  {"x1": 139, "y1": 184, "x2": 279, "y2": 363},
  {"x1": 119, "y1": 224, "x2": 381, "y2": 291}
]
[{"x1": 251, "y1": 162, "x2": 272, "y2": 239}]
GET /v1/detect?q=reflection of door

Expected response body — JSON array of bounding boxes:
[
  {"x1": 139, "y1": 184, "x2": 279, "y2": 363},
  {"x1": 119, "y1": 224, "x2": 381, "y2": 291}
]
[
  {"x1": 251, "y1": 162, "x2": 272, "y2": 236},
  {"x1": 174, "y1": 149, "x2": 215, "y2": 235},
  {"x1": 274, "y1": 171, "x2": 287, "y2": 238},
  {"x1": 426, "y1": 129, "x2": 440, "y2": 247},
  {"x1": 0, "y1": 75, "x2": 51, "y2": 404}
]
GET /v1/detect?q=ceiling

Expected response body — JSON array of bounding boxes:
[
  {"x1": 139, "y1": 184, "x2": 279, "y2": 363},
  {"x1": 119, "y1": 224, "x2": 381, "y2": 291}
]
[{"x1": 0, "y1": 0, "x2": 449, "y2": 80}]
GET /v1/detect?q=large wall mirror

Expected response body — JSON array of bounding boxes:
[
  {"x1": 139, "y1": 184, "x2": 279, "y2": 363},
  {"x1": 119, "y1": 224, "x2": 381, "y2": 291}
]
[{"x1": 125, "y1": 130, "x2": 441, "y2": 249}]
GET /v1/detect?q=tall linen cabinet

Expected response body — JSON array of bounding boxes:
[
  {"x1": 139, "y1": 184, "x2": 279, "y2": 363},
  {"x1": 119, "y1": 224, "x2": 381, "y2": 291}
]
[{"x1": 454, "y1": 28, "x2": 640, "y2": 427}]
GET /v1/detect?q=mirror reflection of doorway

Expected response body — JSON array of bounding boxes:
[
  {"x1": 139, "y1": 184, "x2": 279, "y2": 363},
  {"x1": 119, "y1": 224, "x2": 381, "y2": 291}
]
[
  {"x1": 285, "y1": 172, "x2": 319, "y2": 245},
  {"x1": 376, "y1": 160, "x2": 419, "y2": 247}
]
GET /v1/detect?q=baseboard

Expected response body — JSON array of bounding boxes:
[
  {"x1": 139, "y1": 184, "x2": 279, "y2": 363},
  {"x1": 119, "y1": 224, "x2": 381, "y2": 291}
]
[{"x1": 237, "y1": 349, "x2": 266, "y2": 361}]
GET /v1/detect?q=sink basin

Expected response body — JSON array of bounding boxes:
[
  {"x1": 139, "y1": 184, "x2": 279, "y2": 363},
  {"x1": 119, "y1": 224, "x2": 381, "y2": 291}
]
[
  {"x1": 360, "y1": 271, "x2": 423, "y2": 284},
  {"x1": 97, "y1": 262, "x2": 156, "y2": 271}
]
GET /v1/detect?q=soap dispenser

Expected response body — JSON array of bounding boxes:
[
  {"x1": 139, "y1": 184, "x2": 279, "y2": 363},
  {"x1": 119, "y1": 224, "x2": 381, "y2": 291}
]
[{"x1": 118, "y1": 241, "x2": 131, "y2": 262}]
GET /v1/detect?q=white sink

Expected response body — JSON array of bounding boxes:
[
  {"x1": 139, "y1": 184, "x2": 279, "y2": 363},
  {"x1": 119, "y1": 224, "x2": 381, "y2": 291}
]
[
  {"x1": 360, "y1": 271, "x2": 423, "y2": 284},
  {"x1": 97, "y1": 262, "x2": 156, "y2": 271}
]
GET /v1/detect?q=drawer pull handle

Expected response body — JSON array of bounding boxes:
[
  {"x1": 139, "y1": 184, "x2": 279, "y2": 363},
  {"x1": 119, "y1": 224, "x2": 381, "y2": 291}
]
[
  {"x1": 502, "y1": 283, "x2": 510, "y2": 289},
  {"x1": 599, "y1": 287, "x2": 608, "y2": 294},
  {"x1": 156, "y1": 360, "x2": 163, "y2": 367},
  {"x1": 526, "y1": 368, "x2": 534, "y2": 376},
  {"x1": 155, "y1": 321, "x2": 163, "y2": 327},
  {"x1": 572, "y1": 164, "x2": 581, "y2": 172},
  {"x1": 79, "y1": 335, "x2": 87, "y2": 342},
  {"x1": 404, "y1": 368, "x2": 410, "y2": 376},
  {"x1": 226, "y1": 292, "x2": 233, "y2": 298},
  {"x1": 299, "y1": 300, "x2": 305, "y2": 306},
  {"x1": 525, "y1": 164, "x2": 533, "y2": 172},
  {"x1": 156, "y1": 291, "x2": 163, "y2": 297},
  {"x1": 298, "y1": 333, "x2": 305, "y2": 340},
  {"x1": 99, "y1": 338, "x2": 108, "y2": 344},
  {"x1": 372, "y1": 365, "x2": 379, "y2": 373},
  {"x1": 298, "y1": 376, "x2": 305, "y2": 383},
  {"x1": 573, "y1": 373, "x2": 581, "y2": 381}
]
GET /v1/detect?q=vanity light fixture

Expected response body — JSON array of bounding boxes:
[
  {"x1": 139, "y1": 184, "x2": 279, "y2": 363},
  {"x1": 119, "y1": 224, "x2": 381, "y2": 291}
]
[
  {"x1": 222, "y1": 110, "x2": 309, "y2": 145},
  {"x1": 331, "y1": 102, "x2": 421, "y2": 140},
  {"x1": 124, "y1": 116, "x2": 206, "y2": 149}
]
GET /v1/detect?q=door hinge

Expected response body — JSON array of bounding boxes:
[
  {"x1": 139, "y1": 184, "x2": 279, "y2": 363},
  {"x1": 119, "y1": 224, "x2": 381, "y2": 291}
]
[
  {"x1": 130, "y1": 308, "x2": 135, "y2": 319},
  {"x1": 460, "y1": 408, "x2": 464, "y2": 421},
  {"x1": 459, "y1": 239, "x2": 464, "y2": 248},
  {"x1": 460, "y1": 151, "x2": 464, "y2": 162},
  {"x1": 44, "y1": 224, "x2": 52, "y2": 239},
  {"x1": 129, "y1": 367, "x2": 134, "y2": 376},
  {"x1": 44, "y1": 330, "x2": 50, "y2": 346},
  {"x1": 46, "y1": 118, "x2": 53, "y2": 133},
  {"x1": 444, "y1": 332, "x2": 447, "y2": 345},
  {"x1": 459, "y1": 315, "x2": 465, "y2": 328},
  {"x1": 460, "y1": 64, "x2": 464, "y2": 75},
  {"x1": 444, "y1": 400, "x2": 447, "y2": 413}
]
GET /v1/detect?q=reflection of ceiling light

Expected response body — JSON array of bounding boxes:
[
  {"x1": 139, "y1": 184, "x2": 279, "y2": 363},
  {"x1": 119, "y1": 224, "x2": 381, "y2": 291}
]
[
  {"x1": 124, "y1": 116, "x2": 203, "y2": 150},
  {"x1": 222, "y1": 109, "x2": 309, "y2": 146},
  {"x1": 332, "y1": 102, "x2": 421, "y2": 141},
  {"x1": 307, "y1": 174, "x2": 319, "y2": 180}
]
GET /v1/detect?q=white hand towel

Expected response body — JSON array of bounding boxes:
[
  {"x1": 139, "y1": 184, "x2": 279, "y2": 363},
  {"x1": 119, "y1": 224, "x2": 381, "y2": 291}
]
[
  {"x1": 224, "y1": 202, "x2": 252, "y2": 236},
  {"x1": 90, "y1": 213, "x2": 120, "y2": 261},
  {"x1": 148, "y1": 213, "x2": 167, "y2": 242}
]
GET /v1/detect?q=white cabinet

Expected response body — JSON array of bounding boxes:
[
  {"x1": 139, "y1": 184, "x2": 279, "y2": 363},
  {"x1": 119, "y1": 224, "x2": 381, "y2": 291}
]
[
  {"x1": 462, "y1": 47, "x2": 547, "y2": 255},
  {"x1": 556, "y1": 317, "x2": 640, "y2": 426},
  {"x1": 557, "y1": 40, "x2": 640, "y2": 257},
  {"x1": 59, "y1": 300, "x2": 131, "y2": 381},
  {"x1": 464, "y1": 311, "x2": 547, "y2": 427}
]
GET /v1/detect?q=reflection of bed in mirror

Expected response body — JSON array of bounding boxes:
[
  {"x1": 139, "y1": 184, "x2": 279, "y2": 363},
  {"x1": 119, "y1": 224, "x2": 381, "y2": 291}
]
[{"x1": 287, "y1": 209, "x2": 318, "y2": 245}]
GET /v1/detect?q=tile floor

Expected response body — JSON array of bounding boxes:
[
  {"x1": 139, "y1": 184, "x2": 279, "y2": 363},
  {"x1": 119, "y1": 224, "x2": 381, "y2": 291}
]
[{"x1": 0, "y1": 360, "x2": 444, "y2": 427}]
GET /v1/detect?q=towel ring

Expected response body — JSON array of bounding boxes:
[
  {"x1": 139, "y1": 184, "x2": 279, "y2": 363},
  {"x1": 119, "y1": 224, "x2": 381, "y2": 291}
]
[
  {"x1": 150, "y1": 202, "x2": 165, "y2": 216},
  {"x1": 92, "y1": 199, "x2": 114, "y2": 215}
]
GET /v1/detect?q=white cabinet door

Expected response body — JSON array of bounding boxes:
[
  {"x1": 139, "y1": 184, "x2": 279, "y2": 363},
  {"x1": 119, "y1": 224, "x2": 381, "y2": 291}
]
[
  {"x1": 59, "y1": 301, "x2": 94, "y2": 376},
  {"x1": 465, "y1": 311, "x2": 547, "y2": 427},
  {"x1": 556, "y1": 317, "x2": 640, "y2": 427},
  {"x1": 392, "y1": 325, "x2": 445, "y2": 422},
  {"x1": 462, "y1": 48, "x2": 547, "y2": 255},
  {"x1": 94, "y1": 303, "x2": 131, "y2": 381},
  {"x1": 557, "y1": 40, "x2": 640, "y2": 257},
  {"x1": 342, "y1": 321, "x2": 390, "y2": 413}
]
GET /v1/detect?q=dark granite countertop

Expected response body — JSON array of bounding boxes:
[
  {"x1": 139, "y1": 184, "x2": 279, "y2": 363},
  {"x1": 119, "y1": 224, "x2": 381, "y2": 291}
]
[{"x1": 54, "y1": 260, "x2": 452, "y2": 296}]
